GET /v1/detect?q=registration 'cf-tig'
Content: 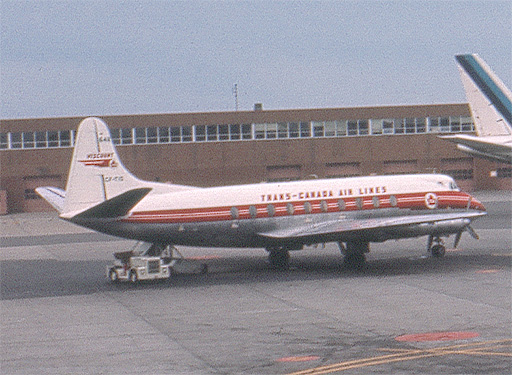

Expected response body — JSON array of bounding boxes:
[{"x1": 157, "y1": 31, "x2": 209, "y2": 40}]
[{"x1": 37, "y1": 117, "x2": 486, "y2": 270}]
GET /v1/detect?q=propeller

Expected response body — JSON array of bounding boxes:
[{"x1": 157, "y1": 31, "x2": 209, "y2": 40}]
[
  {"x1": 465, "y1": 225, "x2": 479, "y2": 239},
  {"x1": 453, "y1": 225, "x2": 480, "y2": 248},
  {"x1": 453, "y1": 231, "x2": 462, "y2": 248}
]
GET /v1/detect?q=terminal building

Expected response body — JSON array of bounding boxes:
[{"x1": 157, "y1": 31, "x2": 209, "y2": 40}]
[{"x1": 1, "y1": 103, "x2": 510, "y2": 213}]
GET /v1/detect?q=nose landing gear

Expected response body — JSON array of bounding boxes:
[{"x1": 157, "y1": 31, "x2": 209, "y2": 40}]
[{"x1": 427, "y1": 236, "x2": 446, "y2": 258}]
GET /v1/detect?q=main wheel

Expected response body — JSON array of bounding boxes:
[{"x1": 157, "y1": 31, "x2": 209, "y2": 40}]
[
  {"x1": 343, "y1": 252, "x2": 366, "y2": 270},
  {"x1": 343, "y1": 242, "x2": 368, "y2": 270},
  {"x1": 268, "y1": 249, "x2": 290, "y2": 270},
  {"x1": 109, "y1": 269, "x2": 119, "y2": 283},
  {"x1": 431, "y1": 244, "x2": 446, "y2": 258}
]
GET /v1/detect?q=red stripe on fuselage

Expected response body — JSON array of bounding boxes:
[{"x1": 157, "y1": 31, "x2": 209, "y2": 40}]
[{"x1": 122, "y1": 191, "x2": 485, "y2": 224}]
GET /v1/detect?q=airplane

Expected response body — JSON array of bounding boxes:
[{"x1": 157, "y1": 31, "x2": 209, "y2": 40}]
[
  {"x1": 440, "y1": 54, "x2": 512, "y2": 164},
  {"x1": 37, "y1": 117, "x2": 486, "y2": 270}
]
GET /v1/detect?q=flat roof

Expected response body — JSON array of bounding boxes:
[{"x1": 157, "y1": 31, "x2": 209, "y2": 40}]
[{"x1": 1, "y1": 103, "x2": 471, "y2": 132}]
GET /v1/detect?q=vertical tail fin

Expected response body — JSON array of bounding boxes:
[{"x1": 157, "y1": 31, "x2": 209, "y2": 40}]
[
  {"x1": 455, "y1": 54, "x2": 512, "y2": 136},
  {"x1": 62, "y1": 117, "x2": 146, "y2": 217}
]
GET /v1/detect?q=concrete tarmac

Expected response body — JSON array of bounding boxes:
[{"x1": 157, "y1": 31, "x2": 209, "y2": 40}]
[{"x1": 1, "y1": 191, "x2": 511, "y2": 374}]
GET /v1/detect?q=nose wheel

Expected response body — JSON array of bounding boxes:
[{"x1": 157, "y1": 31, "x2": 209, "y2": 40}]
[{"x1": 428, "y1": 236, "x2": 446, "y2": 258}]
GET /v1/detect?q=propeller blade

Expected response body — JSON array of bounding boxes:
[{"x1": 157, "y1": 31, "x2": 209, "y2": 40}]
[
  {"x1": 427, "y1": 235, "x2": 433, "y2": 252},
  {"x1": 453, "y1": 231, "x2": 462, "y2": 248},
  {"x1": 465, "y1": 225, "x2": 479, "y2": 239}
]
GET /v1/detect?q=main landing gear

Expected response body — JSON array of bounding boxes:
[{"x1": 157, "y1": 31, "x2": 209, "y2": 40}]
[
  {"x1": 266, "y1": 247, "x2": 290, "y2": 270},
  {"x1": 427, "y1": 236, "x2": 446, "y2": 258},
  {"x1": 338, "y1": 241, "x2": 369, "y2": 269}
]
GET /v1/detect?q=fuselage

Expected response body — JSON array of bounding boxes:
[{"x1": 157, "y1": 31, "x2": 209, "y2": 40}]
[{"x1": 73, "y1": 174, "x2": 485, "y2": 248}]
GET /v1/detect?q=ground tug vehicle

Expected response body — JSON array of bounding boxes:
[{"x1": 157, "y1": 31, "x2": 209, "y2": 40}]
[{"x1": 107, "y1": 242, "x2": 207, "y2": 283}]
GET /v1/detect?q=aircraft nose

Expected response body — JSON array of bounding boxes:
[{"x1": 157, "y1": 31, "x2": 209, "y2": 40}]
[{"x1": 469, "y1": 195, "x2": 486, "y2": 211}]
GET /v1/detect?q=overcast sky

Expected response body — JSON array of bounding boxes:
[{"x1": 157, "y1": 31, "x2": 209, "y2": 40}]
[{"x1": 1, "y1": 0, "x2": 511, "y2": 119}]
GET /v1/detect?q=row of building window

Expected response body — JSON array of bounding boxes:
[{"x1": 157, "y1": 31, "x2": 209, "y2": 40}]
[{"x1": 1, "y1": 116, "x2": 474, "y2": 150}]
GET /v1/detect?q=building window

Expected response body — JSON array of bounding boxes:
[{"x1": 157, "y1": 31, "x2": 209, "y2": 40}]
[
  {"x1": 0, "y1": 133, "x2": 8, "y2": 149},
  {"x1": 60, "y1": 130, "x2": 72, "y2": 147},
  {"x1": 135, "y1": 128, "x2": 146, "y2": 144},
  {"x1": 195, "y1": 125, "x2": 206, "y2": 142},
  {"x1": 23, "y1": 132, "x2": 35, "y2": 148},
  {"x1": 450, "y1": 116, "x2": 461, "y2": 132},
  {"x1": 313, "y1": 121, "x2": 325, "y2": 137},
  {"x1": 241, "y1": 124, "x2": 252, "y2": 140},
  {"x1": 288, "y1": 122, "x2": 299, "y2": 138},
  {"x1": 370, "y1": 119, "x2": 383, "y2": 135},
  {"x1": 277, "y1": 122, "x2": 288, "y2": 138},
  {"x1": 444, "y1": 169, "x2": 473, "y2": 180},
  {"x1": 229, "y1": 124, "x2": 241, "y2": 140},
  {"x1": 207, "y1": 125, "x2": 218, "y2": 141},
  {"x1": 146, "y1": 127, "x2": 158, "y2": 143},
  {"x1": 254, "y1": 123, "x2": 265, "y2": 139},
  {"x1": 405, "y1": 118, "x2": 416, "y2": 134},
  {"x1": 496, "y1": 168, "x2": 512, "y2": 178},
  {"x1": 461, "y1": 116, "x2": 473, "y2": 132},
  {"x1": 394, "y1": 119, "x2": 405, "y2": 134},
  {"x1": 218, "y1": 124, "x2": 229, "y2": 140},
  {"x1": 35, "y1": 131, "x2": 47, "y2": 148},
  {"x1": 347, "y1": 120, "x2": 358, "y2": 136},
  {"x1": 382, "y1": 119, "x2": 394, "y2": 134},
  {"x1": 24, "y1": 189, "x2": 40, "y2": 200},
  {"x1": 300, "y1": 122, "x2": 311, "y2": 138}
]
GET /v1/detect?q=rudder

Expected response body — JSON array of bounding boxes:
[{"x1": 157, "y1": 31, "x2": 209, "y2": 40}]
[{"x1": 62, "y1": 117, "x2": 144, "y2": 217}]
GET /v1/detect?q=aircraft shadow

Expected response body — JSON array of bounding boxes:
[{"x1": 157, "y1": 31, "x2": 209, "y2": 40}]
[{"x1": 1, "y1": 252, "x2": 509, "y2": 300}]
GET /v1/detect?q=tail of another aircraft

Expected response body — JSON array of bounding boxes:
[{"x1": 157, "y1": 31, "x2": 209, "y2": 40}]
[
  {"x1": 37, "y1": 117, "x2": 195, "y2": 219},
  {"x1": 455, "y1": 54, "x2": 512, "y2": 136}
]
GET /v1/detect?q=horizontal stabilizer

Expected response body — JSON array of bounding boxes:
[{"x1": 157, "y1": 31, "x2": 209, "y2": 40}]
[
  {"x1": 71, "y1": 188, "x2": 152, "y2": 219},
  {"x1": 35, "y1": 187, "x2": 66, "y2": 213}
]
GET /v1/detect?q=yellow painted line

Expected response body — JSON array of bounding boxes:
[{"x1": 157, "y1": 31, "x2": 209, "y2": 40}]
[{"x1": 287, "y1": 339, "x2": 512, "y2": 375}]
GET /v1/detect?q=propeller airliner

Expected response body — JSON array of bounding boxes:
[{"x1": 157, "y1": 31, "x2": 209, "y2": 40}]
[{"x1": 37, "y1": 117, "x2": 486, "y2": 269}]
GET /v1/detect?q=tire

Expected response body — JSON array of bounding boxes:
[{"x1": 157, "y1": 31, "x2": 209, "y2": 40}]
[
  {"x1": 109, "y1": 269, "x2": 119, "y2": 283},
  {"x1": 343, "y1": 252, "x2": 366, "y2": 270},
  {"x1": 268, "y1": 249, "x2": 290, "y2": 270},
  {"x1": 431, "y1": 244, "x2": 446, "y2": 258}
]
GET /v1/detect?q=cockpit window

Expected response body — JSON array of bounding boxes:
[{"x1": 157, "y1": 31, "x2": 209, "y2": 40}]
[{"x1": 450, "y1": 181, "x2": 459, "y2": 191}]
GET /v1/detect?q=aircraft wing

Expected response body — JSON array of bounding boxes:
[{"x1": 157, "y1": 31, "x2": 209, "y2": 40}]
[
  {"x1": 440, "y1": 134, "x2": 512, "y2": 153},
  {"x1": 258, "y1": 211, "x2": 486, "y2": 241}
]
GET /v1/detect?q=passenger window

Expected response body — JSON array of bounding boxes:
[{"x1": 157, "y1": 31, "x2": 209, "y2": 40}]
[
  {"x1": 338, "y1": 199, "x2": 346, "y2": 211},
  {"x1": 267, "y1": 204, "x2": 276, "y2": 217},
  {"x1": 355, "y1": 197, "x2": 363, "y2": 210},
  {"x1": 230, "y1": 207, "x2": 239, "y2": 220},
  {"x1": 304, "y1": 202, "x2": 312, "y2": 214},
  {"x1": 372, "y1": 196, "x2": 380, "y2": 208},
  {"x1": 286, "y1": 203, "x2": 295, "y2": 215},
  {"x1": 249, "y1": 205, "x2": 258, "y2": 218},
  {"x1": 320, "y1": 200, "x2": 328, "y2": 213},
  {"x1": 389, "y1": 195, "x2": 398, "y2": 207}
]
